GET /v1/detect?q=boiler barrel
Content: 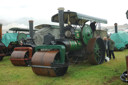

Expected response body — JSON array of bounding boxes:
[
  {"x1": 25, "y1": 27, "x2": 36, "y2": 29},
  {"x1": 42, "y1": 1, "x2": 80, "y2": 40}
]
[{"x1": 59, "y1": 40, "x2": 82, "y2": 51}]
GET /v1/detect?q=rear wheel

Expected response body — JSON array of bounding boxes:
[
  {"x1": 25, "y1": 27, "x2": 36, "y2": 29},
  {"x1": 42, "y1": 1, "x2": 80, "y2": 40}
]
[{"x1": 87, "y1": 37, "x2": 105, "y2": 65}]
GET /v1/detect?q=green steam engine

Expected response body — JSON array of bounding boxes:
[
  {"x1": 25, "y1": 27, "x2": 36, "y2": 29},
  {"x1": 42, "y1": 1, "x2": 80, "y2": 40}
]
[{"x1": 31, "y1": 8, "x2": 107, "y2": 77}]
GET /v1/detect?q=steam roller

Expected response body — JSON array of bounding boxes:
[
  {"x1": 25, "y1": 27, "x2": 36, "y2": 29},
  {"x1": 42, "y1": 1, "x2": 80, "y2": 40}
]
[
  {"x1": 31, "y1": 46, "x2": 68, "y2": 76},
  {"x1": 31, "y1": 8, "x2": 108, "y2": 76},
  {"x1": 10, "y1": 20, "x2": 35, "y2": 66},
  {"x1": 10, "y1": 47, "x2": 33, "y2": 66},
  {"x1": 10, "y1": 20, "x2": 60, "y2": 66}
]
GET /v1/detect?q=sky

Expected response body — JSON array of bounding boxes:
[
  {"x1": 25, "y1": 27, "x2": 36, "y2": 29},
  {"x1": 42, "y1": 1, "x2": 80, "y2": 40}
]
[{"x1": 0, "y1": 0, "x2": 128, "y2": 33}]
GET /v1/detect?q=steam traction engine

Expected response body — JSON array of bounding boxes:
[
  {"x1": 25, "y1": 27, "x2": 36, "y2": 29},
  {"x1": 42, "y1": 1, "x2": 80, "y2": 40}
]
[
  {"x1": 31, "y1": 8, "x2": 107, "y2": 76},
  {"x1": 10, "y1": 20, "x2": 35, "y2": 66},
  {"x1": 10, "y1": 21, "x2": 60, "y2": 66}
]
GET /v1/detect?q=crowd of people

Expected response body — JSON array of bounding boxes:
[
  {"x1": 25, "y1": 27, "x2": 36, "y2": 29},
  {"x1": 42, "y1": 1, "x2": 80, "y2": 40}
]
[{"x1": 103, "y1": 36, "x2": 115, "y2": 61}]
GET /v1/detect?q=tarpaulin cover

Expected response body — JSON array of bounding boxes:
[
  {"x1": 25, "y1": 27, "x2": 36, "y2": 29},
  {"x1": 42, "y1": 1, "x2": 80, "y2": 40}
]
[
  {"x1": 1, "y1": 33, "x2": 18, "y2": 47},
  {"x1": 33, "y1": 26, "x2": 60, "y2": 46},
  {"x1": 110, "y1": 31, "x2": 128, "y2": 50}
]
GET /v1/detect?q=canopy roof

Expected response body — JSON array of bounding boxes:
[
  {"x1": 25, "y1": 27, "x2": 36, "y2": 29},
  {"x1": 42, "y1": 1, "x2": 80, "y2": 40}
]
[
  {"x1": 9, "y1": 27, "x2": 37, "y2": 32},
  {"x1": 35, "y1": 24, "x2": 59, "y2": 29},
  {"x1": 52, "y1": 11, "x2": 107, "y2": 25}
]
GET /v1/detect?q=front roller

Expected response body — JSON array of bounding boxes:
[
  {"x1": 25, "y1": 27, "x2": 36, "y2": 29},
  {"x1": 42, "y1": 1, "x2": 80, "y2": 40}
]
[
  {"x1": 87, "y1": 37, "x2": 105, "y2": 65},
  {"x1": 31, "y1": 45, "x2": 69, "y2": 77},
  {"x1": 10, "y1": 47, "x2": 32, "y2": 66}
]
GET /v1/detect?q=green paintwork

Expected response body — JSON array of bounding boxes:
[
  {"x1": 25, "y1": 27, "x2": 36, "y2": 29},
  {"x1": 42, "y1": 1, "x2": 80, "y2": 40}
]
[
  {"x1": 70, "y1": 41, "x2": 77, "y2": 50},
  {"x1": 35, "y1": 45, "x2": 65, "y2": 64},
  {"x1": 76, "y1": 41, "x2": 82, "y2": 49},
  {"x1": 52, "y1": 11, "x2": 107, "y2": 25},
  {"x1": 94, "y1": 43, "x2": 101, "y2": 62},
  {"x1": 82, "y1": 24, "x2": 93, "y2": 45},
  {"x1": 17, "y1": 33, "x2": 27, "y2": 41},
  {"x1": 69, "y1": 40, "x2": 82, "y2": 50},
  {"x1": 75, "y1": 30, "x2": 81, "y2": 39}
]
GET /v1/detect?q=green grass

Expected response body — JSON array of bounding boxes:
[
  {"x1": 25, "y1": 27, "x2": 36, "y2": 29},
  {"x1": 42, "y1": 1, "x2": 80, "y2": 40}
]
[{"x1": 0, "y1": 50, "x2": 128, "y2": 85}]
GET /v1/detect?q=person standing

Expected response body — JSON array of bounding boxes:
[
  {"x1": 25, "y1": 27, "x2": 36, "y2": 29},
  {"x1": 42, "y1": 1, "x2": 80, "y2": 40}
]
[
  {"x1": 108, "y1": 37, "x2": 115, "y2": 59},
  {"x1": 90, "y1": 22, "x2": 96, "y2": 35},
  {"x1": 103, "y1": 37, "x2": 109, "y2": 57}
]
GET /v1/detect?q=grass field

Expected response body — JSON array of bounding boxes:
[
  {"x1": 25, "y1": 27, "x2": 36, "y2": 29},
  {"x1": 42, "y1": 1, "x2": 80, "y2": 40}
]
[{"x1": 0, "y1": 50, "x2": 128, "y2": 85}]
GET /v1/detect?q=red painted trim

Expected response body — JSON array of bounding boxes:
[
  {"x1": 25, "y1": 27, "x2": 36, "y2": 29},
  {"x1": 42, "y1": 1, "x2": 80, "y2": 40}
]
[{"x1": 10, "y1": 58, "x2": 29, "y2": 60}]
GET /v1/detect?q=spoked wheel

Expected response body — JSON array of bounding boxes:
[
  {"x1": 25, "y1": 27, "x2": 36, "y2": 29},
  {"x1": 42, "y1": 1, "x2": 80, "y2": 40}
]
[
  {"x1": 31, "y1": 50, "x2": 68, "y2": 77},
  {"x1": 10, "y1": 51, "x2": 30, "y2": 66},
  {"x1": 87, "y1": 37, "x2": 105, "y2": 65}
]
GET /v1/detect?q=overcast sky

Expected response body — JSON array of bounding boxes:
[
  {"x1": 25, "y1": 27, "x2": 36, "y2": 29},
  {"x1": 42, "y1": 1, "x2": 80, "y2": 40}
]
[{"x1": 0, "y1": 0, "x2": 128, "y2": 32}]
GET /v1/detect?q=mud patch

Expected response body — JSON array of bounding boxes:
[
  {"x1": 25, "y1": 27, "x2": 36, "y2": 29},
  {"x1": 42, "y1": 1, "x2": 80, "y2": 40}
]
[{"x1": 104, "y1": 76, "x2": 119, "y2": 85}]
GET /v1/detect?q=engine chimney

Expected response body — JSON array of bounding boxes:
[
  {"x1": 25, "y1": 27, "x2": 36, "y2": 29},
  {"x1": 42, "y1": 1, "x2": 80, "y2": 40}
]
[
  {"x1": 0, "y1": 24, "x2": 2, "y2": 39},
  {"x1": 29, "y1": 20, "x2": 34, "y2": 39},
  {"x1": 126, "y1": 10, "x2": 128, "y2": 19},
  {"x1": 58, "y1": 7, "x2": 65, "y2": 39},
  {"x1": 114, "y1": 23, "x2": 118, "y2": 33}
]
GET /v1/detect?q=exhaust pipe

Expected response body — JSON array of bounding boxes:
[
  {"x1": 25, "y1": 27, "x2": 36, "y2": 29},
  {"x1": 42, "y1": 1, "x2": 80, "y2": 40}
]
[
  {"x1": 0, "y1": 24, "x2": 2, "y2": 39},
  {"x1": 29, "y1": 20, "x2": 34, "y2": 39},
  {"x1": 114, "y1": 23, "x2": 118, "y2": 33},
  {"x1": 58, "y1": 7, "x2": 65, "y2": 39}
]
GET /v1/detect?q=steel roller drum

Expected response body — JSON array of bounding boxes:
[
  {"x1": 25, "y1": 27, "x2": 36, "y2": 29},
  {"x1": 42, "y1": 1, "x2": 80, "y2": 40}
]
[
  {"x1": 10, "y1": 51, "x2": 29, "y2": 66},
  {"x1": 31, "y1": 50, "x2": 68, "y2": 77}
]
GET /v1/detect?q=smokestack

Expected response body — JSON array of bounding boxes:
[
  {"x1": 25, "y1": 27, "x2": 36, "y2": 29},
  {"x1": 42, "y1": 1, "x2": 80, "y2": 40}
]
[
  {"x1": 0, "y1": 24, "x2": 2, "y2": 39},
  {"x1": 58, "y1": 7, "x2": 65, "y2": 39},
  {"x1": 29, "y1": 20, "x2": 34, "y2": 39},
  {"x1": 114, "y1": 23, "x2": 118, "y2": 33},
  {"x1": 126, "y1": 10, "x2": 128, "y2": 19}
]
